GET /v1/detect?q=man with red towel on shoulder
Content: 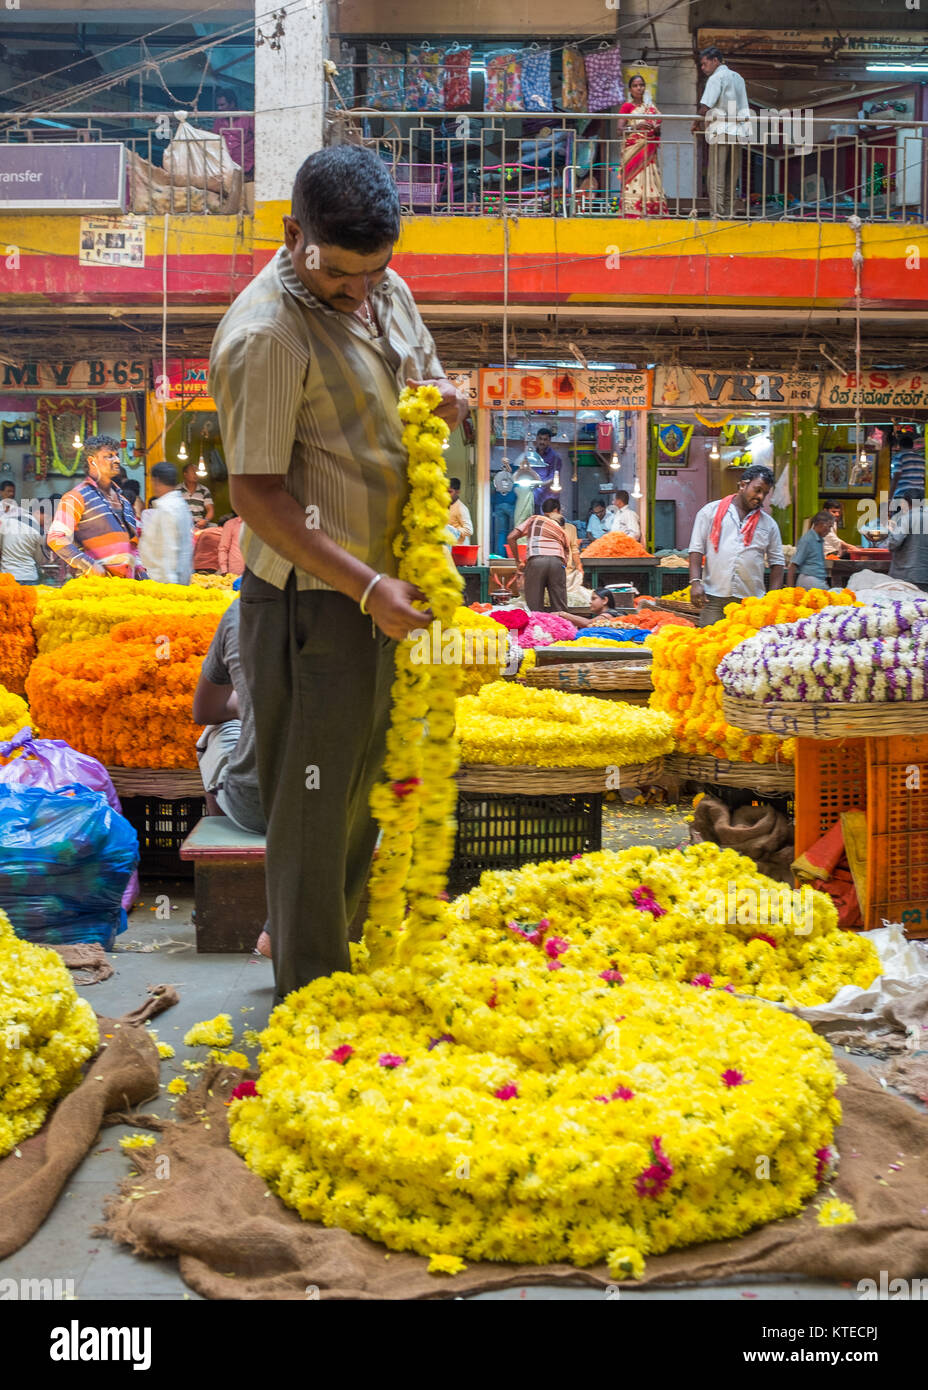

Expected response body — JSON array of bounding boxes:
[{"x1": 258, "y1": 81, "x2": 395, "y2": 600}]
[{"x1": 687, "y1": 465, "x2": 785, "y2": 627}]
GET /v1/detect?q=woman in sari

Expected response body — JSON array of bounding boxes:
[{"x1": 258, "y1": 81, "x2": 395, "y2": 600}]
[{"x1": 618, "y1": 74, "x2": 668, "y2": 217}]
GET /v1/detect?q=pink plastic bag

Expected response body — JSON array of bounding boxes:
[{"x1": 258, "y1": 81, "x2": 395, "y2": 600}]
[{"x1": 0, "y1": 727, "x2": 139, "y2": 911}]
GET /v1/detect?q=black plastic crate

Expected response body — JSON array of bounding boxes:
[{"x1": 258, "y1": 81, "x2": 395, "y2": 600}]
[
  {"x1": 449, "y1": 791, "x2": 603, "y2": 895},
  {"x1": 119, "y1": 795, "x2": 205, "y2": 878}
]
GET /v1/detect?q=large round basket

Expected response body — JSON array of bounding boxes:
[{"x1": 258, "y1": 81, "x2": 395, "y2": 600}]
[
  {"x1": 105, "y1": 767, "x2": 204, "y2": 798},
  {"x1": 662, "y1": 752, "x2": 794, "y2": 795},
  {"x1": 522, "y1": 661, "x2": 653, "y2": 692},
  {"x1": 722, "y1": 693, "x2": 928, "y2": 740},
  {"x1": 456, "y1": 759, "x2": 664, "y2": 793},
  {"x1": 652, "y1": 598, "x2": 699, "y2": 617}
]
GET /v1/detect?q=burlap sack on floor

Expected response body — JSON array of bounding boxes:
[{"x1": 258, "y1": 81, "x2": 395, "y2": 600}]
[
  {"x1": 0, "y1": 987, "x2": 177, "y2": 1260},
  {"x1": 100, "y1": 1059, "x2": 928, "y2": 1300}
]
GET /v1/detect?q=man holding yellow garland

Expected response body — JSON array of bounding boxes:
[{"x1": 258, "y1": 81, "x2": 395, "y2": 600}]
[{"x1": 209, "y1": 145, "x2": 467, "y2": 1002}]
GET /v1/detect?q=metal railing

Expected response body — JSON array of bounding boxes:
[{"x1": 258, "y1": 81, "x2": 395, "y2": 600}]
[
  {"x1": 0, "y1": 112, "x2": 253, "y2": 214},
  {"x1": 328, "y1": 110, "x2": 928, "y2": 223}
]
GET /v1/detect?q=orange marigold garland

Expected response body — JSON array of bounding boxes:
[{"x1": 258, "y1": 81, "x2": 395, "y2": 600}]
[
  {"x1": 0, "y1": 575, "x2": 37, "y2": 695},
  {"x1": 25, "y1": 614, "x2": 217, "y2": 768}
]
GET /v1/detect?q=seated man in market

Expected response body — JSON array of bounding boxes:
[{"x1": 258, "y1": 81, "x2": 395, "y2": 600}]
[
  {"x1": 687, "y1": 464, "x2": 784, "y2": 627},
  {"x1": 887, "y1": 488, "x2": 928, "y2": 594},
  {"x1": 192, "y1": 599, "x2": 269, "y2": 955},
  {"x1": 47, "y1": 435, "x2": 147, "y2": 579},
  {"x1": 787, "y1": 511, "x2": 833, "y2": 589}
]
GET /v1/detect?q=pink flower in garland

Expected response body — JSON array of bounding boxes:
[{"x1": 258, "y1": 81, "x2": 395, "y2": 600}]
[
  {"x1": 612, "y1": 1085, "x2": 635, "y2": 1101},
  {"x1": 544, "y1": 936, "x2": 570, "y2": 960},
  {"x1": 632, "y1": 886, "x2": 666, "y2": 918},
  {"x1": 600, "y1": 968, "x2": 624, "y2": 984},
  {"x1": 508, "y1": 920, "x2": 544, "y2": 947},
  {"x1": 691, "y1": 974, "x2": 713, "y2": 988},
  {"x1": 635, "y1": 1137, "x2": 673, "y2": 1198},
  {"x1": 427, "y1": 1034, "x2": 455, "y2": 1051},
  {"x1": 327, "y1": 1045, "x2": 354, "y2": 1064},
  {"x1": 547, "y1": 960, "x2": 564, "y2": 971},
  {"x1": 390, "y1": 777, "x2": 421, "y2": 799},
  {"x1": 722, "y1": 983, "x2": 736, "y2": 994},
  {"x1": 494, "y1": 1084, "x2": 519, "y2": 1101},
  {"x1": 815, "y1": 1146, "x2": 836, "y2": 1182},
  {"x1": 721, "y1": 1069, "x2": 748, "y2": 1088},
  {"x1": 230, "y1": 1079, "x2": 258, "y2": 1100},
  {"x1": 378, "y1": 1053, "x2": 405, "y2": 1069},
  {"x1": 749, "y1": 933, "x2": 778, "y2": 948}
]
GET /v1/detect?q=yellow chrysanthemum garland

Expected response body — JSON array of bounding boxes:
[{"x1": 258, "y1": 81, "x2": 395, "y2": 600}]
[
  {"x1": 33, "y1": 575, "x2": 234, "y2": 654},
  {"x1": 361, "y1": 385, "x2": 463, "y2": 969},
  {"x1": 0, "y1": 683, "x2": 31, "y2": 754},
  {"x1": 229, "y1": 844, "x2": 869, "y2": 1275},
  {"x1": 0, "y1": 907, "x2": 98, "y2": 1157}
]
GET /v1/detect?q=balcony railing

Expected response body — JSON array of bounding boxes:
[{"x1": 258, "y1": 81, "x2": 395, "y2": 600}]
[
  {"x1": 0, "y1": 112, "x2": 253, "y2": 214},
  {"x1": 328, "y1": 110, "x2": 928, "y2": 223}
]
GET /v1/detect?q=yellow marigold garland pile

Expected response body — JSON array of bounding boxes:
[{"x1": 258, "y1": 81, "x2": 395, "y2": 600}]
[
  {"x1": 25, "y1": 614, "x2": 216, "y2": 767},
  {"x1": 229, "y1": 844, "x2": 875, "y2": 1274},
  {"x1": 447, "y1": 606, "x2": 512, "y2": 695},
  {"x1": 0, "y1": 574, "x2": 37, "y2": 695},
  {"x1": 33, "y1": 574, "x2": 233, "y2": 654},
  {"x1": 361, "y1": 385, "x2": 464, "y2": 969},
  {"x1": 457, "y1": 681, "x2": 674, "y2": 767},
  {"x1": 0, "y1": 906, "x2": 98, "y2": 1157},
  {"x1": 648, "y1": 587, "x2": 859, "y2": 763}
]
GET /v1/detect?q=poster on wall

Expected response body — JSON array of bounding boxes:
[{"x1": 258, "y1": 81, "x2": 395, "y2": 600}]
[{"x1": 79, "y1": 215, "x2": 146, "y2": 268}]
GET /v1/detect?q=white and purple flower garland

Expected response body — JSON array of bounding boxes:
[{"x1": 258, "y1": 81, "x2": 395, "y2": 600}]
[{"x1": 717, "y1": 600, "x2": 928, "y2": 703}]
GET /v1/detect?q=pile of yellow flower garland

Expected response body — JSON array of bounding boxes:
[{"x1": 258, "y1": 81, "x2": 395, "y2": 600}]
[
  {"x1": 229, "y1": 390, "x2": 870, "y2": 1278},
  {"x1": 0, "y1": 907, "x2": 98, "y2": 1157},
  {"x1": 457, "y1": 681, "x2": 674, "y2": 767},
  {"x1": 229, "y1": 844, "x2": 874, "y2": 1275},
  {"x1": 449, "y1": 607, "x2": 512, "y2": 695},
  {"x1": 33, "y1": 575, "x2": 234, "y2": 654},
  {"x1": 0, "y1": 683, "x2": 30, "y2": 753}
]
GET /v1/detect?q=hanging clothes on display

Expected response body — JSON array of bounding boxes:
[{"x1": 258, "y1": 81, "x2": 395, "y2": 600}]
[
  {"x1": 406, "y1": 43, "x2": 445, "y2": 111},
  {"x1": 442, "y1": 45, "x2": 472, "y2": 108},
  {"x1": 366, "y1": 43, "x2": 405, "y2": 110},
  {"x1": 521, "y1": 45, "x2": 553, "y2": 112},
  {"x1": 584, "y1": 43, "x2": 624, "y2": 111}
]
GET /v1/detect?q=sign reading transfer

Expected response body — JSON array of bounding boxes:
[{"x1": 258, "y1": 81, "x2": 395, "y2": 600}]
[{"x1": 0, "y1": 143, "x2": 126, "y2": 212}]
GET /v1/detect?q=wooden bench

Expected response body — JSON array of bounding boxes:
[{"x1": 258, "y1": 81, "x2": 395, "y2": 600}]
[{"x1": 180, "y1": 816, "x2": 266, "y2": 953}]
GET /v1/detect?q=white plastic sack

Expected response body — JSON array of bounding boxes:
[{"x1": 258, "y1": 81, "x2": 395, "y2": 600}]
[{"x1": 162, "y1": 117, "x2": 242, "y2": 198}]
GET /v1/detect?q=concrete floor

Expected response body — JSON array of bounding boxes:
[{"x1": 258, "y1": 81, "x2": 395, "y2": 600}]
[{"x1": 0, "y1": 805, "x2": 920, "y2": 1302}]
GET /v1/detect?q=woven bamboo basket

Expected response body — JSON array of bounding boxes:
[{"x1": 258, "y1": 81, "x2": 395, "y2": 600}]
[
  {"x1": 105, "y1": 767, "x2": 204, "y2": 799},
  {"x1": 523, "y1": 661, "x2": 653, "y2": 691},
  {"x1": 653, "y1": 598, "x2": 699, "y2": 617},
  {"x1": 457, "y1": 758, "x2": 665, "y2": 793},
  {"x1": 662, "y1": 752, "x2": 794, "y2": 794},
  {"x1": 722, "y1": 693, "x2": 928, "y2": 740}
]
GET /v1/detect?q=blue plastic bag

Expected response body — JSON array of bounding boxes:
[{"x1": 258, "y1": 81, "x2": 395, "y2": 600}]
[{"x1": 0, "y1": 783, "x2": 139, "y2": 949}]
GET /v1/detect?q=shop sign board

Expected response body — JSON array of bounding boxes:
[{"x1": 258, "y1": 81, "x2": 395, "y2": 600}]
[
  {"x1": 165, "y1": 358, "x2": 212, "y2": 399},
  {"x1": 654, "y1": 366, "x2": 821, "y2": 410},
  {"x1": 0, "y1": 143, "x2": 126, "y2": 212},
  {"x1": 479, "y1": 369, "x2": 652, "y2": 411},
  {"x1": 697, "y1": 28, "x2": 928, "y2": 57},
  {"x1": 821, "y1": 369, "x2": 928, "y2": 411},
  {"x1": 0, "y1": 359, "x2": 147, "y2": 392}
]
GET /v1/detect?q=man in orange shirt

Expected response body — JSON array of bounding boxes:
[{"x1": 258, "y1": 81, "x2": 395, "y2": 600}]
[{"x1": 507, "y1": 497, "x2": 570, "y2": 611}]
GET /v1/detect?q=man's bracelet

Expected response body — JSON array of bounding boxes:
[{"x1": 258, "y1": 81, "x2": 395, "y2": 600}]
[{"x1": 359, "y1": 572, "x2": 384, "y2": 615}]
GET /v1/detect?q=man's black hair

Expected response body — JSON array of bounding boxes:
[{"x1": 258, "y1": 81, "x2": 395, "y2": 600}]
[
  {"x1": 121, "y1": 478, "x2": 141, "y2": 498},
  {"x1": 896, "y1": 428, "x2": 916, "y2": 449},
  {"x1": 700, "y1": 45, "x2": 724, "y2": 62},
  {"x1": 614, "y1": 490, "x2": 630, "y2": 506},
  {"x1": 740, "y1": 464, "x2": 775, "y2": 487},
  {"x1": 291, "y1": 147, "x2": 401, "y2": 253},
  {"x1": 449, "y1": 477, "x2": 462, "y2": 490},
  {"x1": 0, "y1": 481, "x2": 14, "y2": 493},
  {"x1": 151, "y1": 462, "x2": 179, "y2": 487},
  {"x1": 591, "y1": 499, "x2": 605, "y2": 511},
  {"x1": 81, "y1": 435, "x2": 121, "y2": 466},
  {"x1": 535, "y1": 427, "x2": 553, "y2": 438},
  {"x1": 812, "y1": 510, "x2": 835, "y2": 527},
  {"x1": 541, "y1": 497, "x2": 561, "y2": 513}
]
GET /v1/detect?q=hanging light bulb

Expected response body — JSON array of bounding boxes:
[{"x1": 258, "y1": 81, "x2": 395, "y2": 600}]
[
  {"x1": 550, "y1": 472, "x2": 562, "y2": 493},
  {"x1": 631, "y1": 477, "x2": 643, "y2": 500},
  {"x1": 610, "y1": 451, "x2": 620, "y2": 471},
  {"x1": 196, "y1": 453, "x2": 208, "y2": 479},
  {"x1": 72, "y1": 432, "x2": 82, "y2": 449},
  {"x1": 177, "y1": 441, "x2": 188, "y2": 462},
  {"x1": 859, "y1": 448, "x2": 869, "y2": 466},
  {"x1": 513, "y1": 425, "x2": 543, "y2": 488},
  {"x1": 709, "y1": 437, "x2": 721, "y2": 462}
]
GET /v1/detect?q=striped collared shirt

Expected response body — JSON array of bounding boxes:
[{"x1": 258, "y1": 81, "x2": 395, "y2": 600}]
[
  {"x1": 47, "y1": 476, "x2": 141, "y2": 577},
  {"x1": 514, "y1": 513, "x2": 571, "y2": 563},
  {"x1": 208, "y1": 246, "x2": 444, "y2": 591}
]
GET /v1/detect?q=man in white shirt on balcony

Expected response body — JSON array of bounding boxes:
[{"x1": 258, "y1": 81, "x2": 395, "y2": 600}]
[
  {"x1": 693, "y1": 46, "x2": 750, "y2": 219},
  {"x1": 138, "y1": 462, "x2": 194, "y2": 584}
]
